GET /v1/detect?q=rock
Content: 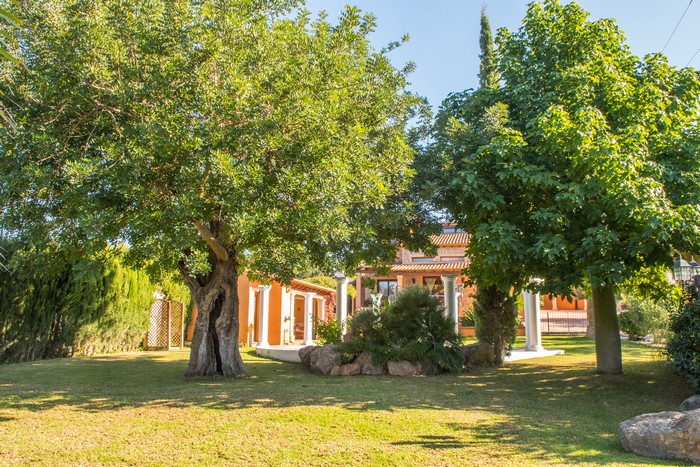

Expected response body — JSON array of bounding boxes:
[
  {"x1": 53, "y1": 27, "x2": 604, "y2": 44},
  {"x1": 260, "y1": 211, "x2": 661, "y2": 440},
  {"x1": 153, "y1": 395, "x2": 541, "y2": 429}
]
[
  {"x1": 681, "y1": 395, "x2": 700, "y2": 412},
  {"x1": 619, "y1": 409, "x2": 700, "y2": 464},
  {"x1": 340, "y1": 362, "x2": 362, "y2": 376},
  {"x1": 329, "y1": 365, "x2": 342, "y2": 376},
  {"x1": 308, "y1": 345, "x2": 342, "y2": 375},
  {"x1": 355, "y1": 351, "x2": 386, "y2": 375},
  {"x1": 416, "y1": 358, "x2": 441, "y2": 376},
  {"x1": 462, "y1": 342, "x2": 496, "y2": 367},
  {"x1": 388, "y1": 360, "x2": 417, "y2": 377},
  {"x1": 298, "y1": 346, "x2": 315, "y2": 367}
]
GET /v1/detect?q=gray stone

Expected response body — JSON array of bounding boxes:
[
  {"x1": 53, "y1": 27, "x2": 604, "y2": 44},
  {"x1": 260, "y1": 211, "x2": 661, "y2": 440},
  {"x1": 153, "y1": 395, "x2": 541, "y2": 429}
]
[
  {"x1": 329, "y1": 365, "x2": 342, "y2": 376},
  {"x1": 387, "y1": 360, "x2": 417, "y2": 377},
  {"x1": 298, "y1": 345, "x2": 315, "y2": 367},
  {"x1": 619, "y1": 408, "x2": 700, "y2": 464},
  {"x1": 355, "y1": 351, "x2": 386, "y2": 375},
  {"x1": 339, "y1": 362, "x2": 362, "y2": 376},
  {"x1": 462, "y1": 342, "x2": 495, "y2": 367},
  {"x1": 308, "y1": 345, "x2": 342, "y2": 375},
  {"x1": 681, "y1": 395, "x2": 700, "y2": 412},
  {"x1": 416, "y1": 358, "x2": 441, "y2": 376}
]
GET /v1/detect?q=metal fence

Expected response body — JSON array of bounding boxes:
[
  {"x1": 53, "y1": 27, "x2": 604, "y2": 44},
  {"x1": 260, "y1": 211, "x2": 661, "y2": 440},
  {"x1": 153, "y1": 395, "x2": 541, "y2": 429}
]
[{"x1": 540, "y1": 310, "x2": 588, "y2": 334}]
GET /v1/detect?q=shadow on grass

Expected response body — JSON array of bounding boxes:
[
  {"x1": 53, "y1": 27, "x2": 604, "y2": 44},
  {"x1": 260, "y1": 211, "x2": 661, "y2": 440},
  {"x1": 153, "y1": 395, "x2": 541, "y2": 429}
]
[{"x1": 0, "y1": 339, "x2": 693, "y2": 466}]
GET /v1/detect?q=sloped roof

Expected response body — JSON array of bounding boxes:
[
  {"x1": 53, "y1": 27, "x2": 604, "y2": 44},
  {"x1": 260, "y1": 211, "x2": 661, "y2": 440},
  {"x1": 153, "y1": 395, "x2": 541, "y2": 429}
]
[
  {"x1": 389, "y1": 261, "x2": 469, "y2": 273},
  {"x1": 430, "y1": 232, "x2": 470, "y2": 246},
  {"x1": 290, "y1": 279, "x2": 335, "y2": 296}
]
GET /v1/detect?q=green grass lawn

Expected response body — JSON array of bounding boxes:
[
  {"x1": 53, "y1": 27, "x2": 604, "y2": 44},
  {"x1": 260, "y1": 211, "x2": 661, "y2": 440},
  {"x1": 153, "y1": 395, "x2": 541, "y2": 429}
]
[{"x1": 0, "y1": 336, "x2": 693, "y2": 466}]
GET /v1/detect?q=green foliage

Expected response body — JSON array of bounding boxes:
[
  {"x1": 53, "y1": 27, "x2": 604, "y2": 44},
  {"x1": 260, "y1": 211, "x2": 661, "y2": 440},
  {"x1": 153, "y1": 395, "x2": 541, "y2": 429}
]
[
  {"x1": 313, "y1": 318, "x2": 342, "y2": 346},
  {"x1": 478, "y1": 6, "x2": 498, "y2": 89},
  {"x1": 343, "y1": 286, "x2": 463, "y2": 372},
  {"x1": 0, "y1": 243, "x2": 155, "y2": 362},
  {"x1": 303, "y1": 276, "x2": 336, "y2": 290},
  {"x1": 472, "y1": 285, "x2": 518, "y2": 365},
  {"x1": 461, "y1": 307, "x2": 476, "y2": 327},
  {"x1": 668, "y1": 296, "x2": 700, "y2": 393},
  {"x1": 619, "y1": 295, "x2": 674, "y2": 342}
]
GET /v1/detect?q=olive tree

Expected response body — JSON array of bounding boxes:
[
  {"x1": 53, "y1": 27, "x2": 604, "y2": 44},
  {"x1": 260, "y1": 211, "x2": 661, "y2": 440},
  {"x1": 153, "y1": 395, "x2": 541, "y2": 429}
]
[{"x1": 0, "y1": 0, "x2": 434, "y2": 377}]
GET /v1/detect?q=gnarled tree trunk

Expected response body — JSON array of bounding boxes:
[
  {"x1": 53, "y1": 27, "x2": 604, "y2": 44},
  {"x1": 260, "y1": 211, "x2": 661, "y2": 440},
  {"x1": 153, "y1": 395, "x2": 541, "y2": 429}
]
[
  {"x1": 180, "y1": 253, "x2": 247, "y2": 378},
  {"x1": 592, "y1": 284, "x2": 621, "y2": 375}
]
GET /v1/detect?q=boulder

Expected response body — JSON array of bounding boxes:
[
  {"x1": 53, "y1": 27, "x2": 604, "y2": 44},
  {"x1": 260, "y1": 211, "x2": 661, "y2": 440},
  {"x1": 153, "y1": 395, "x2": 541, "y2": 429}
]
[
  {"x1": 329, "y1": 365, "x2": 342, "y2": 376},
  {"x1": 355, "y1": 352, "x2": 386, "y2": 375},
  {"x1": 339, "y1": 362, "x2": 362, "y2": 376},
  {"x1": 416, "y1": 358, "x2": 441, "y2": 376},
  {"x1": 681, "y1": 395, "x2": 700, "y2": 412},
  {"x1": 619, "y1": 409, "x2": 700, "y2": 464},
  {"x1": 462, "y1": 342, "x2": 496, "y2": 367},
  {"x1": 388, "y1": 360, "x2": 417, "y2": 377},
  {"x1": 298, "y1": 346, "x2": 315, "y2": 367},
  {"x1": 308, "y1": 345, "x2": 342, "y2": 375}
]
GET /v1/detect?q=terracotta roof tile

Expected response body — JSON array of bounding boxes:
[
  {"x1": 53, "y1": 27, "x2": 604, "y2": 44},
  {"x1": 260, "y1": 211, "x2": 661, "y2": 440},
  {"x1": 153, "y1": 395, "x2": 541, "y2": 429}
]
[
  {"x1": 390, "y1": 261, "x2": 469, "y2": 273},
  {"x1": 430, "y1": 232, "x2": 470, "y2": 246},
  {"x1": 290, "y1": 279, "x2": 335, "y2": 295}
]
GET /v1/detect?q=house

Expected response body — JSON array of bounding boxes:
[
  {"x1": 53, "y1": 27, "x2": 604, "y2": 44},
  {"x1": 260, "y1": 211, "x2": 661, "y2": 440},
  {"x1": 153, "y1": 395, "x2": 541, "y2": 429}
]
[
  {"x1": 186, "y1": 273, "x2": 336, "y2": 347},
  {"x1": 355, "y1": 223, "x2": 587, "y2": 335},
  {"x1": 355, "y1": 223, "x2": 473, "y2": 314}
]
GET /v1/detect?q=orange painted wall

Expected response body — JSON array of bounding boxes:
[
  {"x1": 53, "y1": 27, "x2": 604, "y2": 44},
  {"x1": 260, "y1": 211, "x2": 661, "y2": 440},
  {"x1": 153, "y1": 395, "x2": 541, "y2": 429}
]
[{"x1": 268, "y1": 284, "x2": 283, "y2": 345}]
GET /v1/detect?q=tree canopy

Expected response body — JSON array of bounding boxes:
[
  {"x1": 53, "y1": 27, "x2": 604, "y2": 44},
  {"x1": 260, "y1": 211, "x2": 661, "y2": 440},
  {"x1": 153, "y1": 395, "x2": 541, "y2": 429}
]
[
  {"x1": 438, "y1": 0, "x2": 700, "y2": 373},
  {"x1": 0, "y1": 0, "x2": 435, "y2": 376}
]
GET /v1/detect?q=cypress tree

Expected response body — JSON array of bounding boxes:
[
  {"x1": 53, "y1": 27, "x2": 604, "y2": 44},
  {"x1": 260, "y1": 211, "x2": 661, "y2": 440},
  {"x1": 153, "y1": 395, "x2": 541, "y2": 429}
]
[{"x1": 478, "y1": 6, "x2": 499, "y2": 89}]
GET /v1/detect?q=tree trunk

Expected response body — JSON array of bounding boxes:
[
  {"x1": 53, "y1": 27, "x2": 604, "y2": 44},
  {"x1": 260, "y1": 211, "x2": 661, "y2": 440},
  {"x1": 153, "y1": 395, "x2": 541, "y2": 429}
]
[
  {"x1": 585, "y1": 294, "x2": 595, "y2": 338},
  {"x1": 181, "y1": 256, "x2": 248, "y2": 378},
  {"x1": 591, "y1": 284, "x2": 621, "y2": 374}
]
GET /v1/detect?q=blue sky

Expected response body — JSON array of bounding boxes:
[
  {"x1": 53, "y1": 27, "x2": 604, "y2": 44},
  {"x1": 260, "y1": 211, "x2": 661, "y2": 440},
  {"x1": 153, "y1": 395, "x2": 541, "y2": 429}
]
[{"x1": 304, "y1": 0, "x2": 700, "y2": 110}]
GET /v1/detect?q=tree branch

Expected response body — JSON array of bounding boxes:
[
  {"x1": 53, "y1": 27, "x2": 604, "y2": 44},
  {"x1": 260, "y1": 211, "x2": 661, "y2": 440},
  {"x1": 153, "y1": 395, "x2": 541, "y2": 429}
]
[{"x1": 193, "y1": 219, "x2": 229, "y2": 262}]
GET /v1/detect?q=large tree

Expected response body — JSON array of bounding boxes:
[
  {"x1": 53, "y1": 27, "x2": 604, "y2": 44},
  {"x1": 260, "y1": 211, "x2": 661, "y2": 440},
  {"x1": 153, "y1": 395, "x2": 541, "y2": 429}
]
[
  {"x1": 432, "y1": 7, "x2": 518, "y2": 365},
  {"x1": 0, "y1": 0, "x2": 434, "y2": 377},
  {"x1": 445, "y1": 0, "x2": 700, "y2": 374}
]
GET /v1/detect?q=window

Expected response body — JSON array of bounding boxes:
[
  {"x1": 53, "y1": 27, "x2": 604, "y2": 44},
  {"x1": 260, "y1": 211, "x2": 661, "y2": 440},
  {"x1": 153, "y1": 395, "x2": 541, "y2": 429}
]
[
  {"x1": 423, "y1": 276, "x2": 444, "y2": 295},
  {"x1": 441, "y1": 256, "x2": 465, "y2": 262},
  {"x1": 441, "y1": 226, "x2": 465, "y2": 234},
  {"x1": 412, "y1": 257, "x2": 435, "y2": 263},
  {"x1": 377, "y1": 280, "x2": 398, "y2": 299}
]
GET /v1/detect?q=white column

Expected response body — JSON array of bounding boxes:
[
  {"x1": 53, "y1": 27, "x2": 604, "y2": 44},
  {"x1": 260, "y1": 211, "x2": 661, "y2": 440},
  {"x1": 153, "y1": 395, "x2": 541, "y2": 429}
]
[
  {"x1": 441, "y1": 274, "x2": 459, "y2": 334},
  {"x1": 248, "y1": 286, "x2": 257, "y2": 347},
  {"x1": 551, "y1": 295, "x2": 558, "y2": 311},
  {"x1": 526, "y1": 290, "x2": 543, "y2": 351},
  {"x1": 257, "y1": 284, "x2": 271, "y2": 347},
  {"x1": 523, "y1": 290, "x2": 532, "y2": 349},
  {"x1": 303, "y1": 292, "x2": 316, "y2": 346},
  {"x1": 320, "y1": 298, "x2": 326, "y2": 321},
  {"x1": 334, "y1": 273, "x2": 350, "y2": 336}
]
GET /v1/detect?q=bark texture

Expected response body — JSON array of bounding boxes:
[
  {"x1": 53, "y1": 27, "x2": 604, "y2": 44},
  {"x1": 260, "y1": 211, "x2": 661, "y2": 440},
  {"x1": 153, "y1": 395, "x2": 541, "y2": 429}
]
[
  {"x1": 592, "y1": 285, "x2": 622, "y2": 374},
  {"x1": 180, "y1": 253, "x2": 247, "y2": 378}
]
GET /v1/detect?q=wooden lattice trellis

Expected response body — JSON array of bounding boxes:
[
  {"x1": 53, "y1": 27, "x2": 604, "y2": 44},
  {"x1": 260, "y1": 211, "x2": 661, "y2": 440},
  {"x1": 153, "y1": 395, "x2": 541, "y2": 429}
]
[{"x1": 146, "y1": 300, "x2": 184, "y2": 350}]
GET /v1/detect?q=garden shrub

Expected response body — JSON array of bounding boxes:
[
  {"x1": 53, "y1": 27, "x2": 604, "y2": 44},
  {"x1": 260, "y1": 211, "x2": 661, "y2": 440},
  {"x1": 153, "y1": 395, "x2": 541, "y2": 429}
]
[
  {"x1": 619, "y1": 295, "x2": 673, "y2": 342},
  {"x1": 343, "y1": 286, "x2": 463, "y2": 372},
  {"x1": 313, "y1": 318, "x2": 342, "y2": 345},
  {"x1": 0, "y1": 243, "x2": 163, "y2": 362},
  {"x1": 667, "y1": 295, "x2": 700, "y2": 392}
]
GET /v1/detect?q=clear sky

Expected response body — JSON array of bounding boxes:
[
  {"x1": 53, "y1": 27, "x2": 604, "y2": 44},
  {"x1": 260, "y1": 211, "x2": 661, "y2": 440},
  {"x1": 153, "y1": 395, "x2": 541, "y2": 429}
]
[{"x1": 304, "y1": 0, "x2": 700, "y2": 110}]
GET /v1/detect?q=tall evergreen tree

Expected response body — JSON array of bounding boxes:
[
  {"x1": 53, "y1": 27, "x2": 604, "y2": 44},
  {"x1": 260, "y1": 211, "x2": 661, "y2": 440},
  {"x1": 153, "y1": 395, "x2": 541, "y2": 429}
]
[{"x1": 478, "y1": 6, "x2": 499, "y2": 89}]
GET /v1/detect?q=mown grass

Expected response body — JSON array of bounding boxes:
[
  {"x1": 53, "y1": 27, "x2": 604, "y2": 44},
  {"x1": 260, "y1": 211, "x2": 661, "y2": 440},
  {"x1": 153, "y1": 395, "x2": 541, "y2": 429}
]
[{"x1": 0, "y1": 336, "x2": 693, "y2": 466}]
